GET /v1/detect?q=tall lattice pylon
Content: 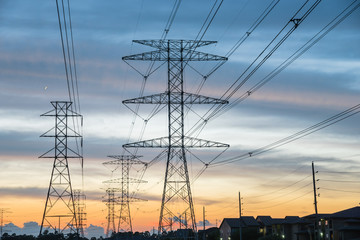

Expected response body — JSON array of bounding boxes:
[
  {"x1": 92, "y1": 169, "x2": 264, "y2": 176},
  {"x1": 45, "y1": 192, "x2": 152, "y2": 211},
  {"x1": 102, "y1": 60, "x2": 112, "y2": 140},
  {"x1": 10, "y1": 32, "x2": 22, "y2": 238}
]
[
  {"x1": 103, "y1": 188, "x2": 120, "y2": 237},
  {"x1": 39, "y1": 101, "x2": 82, "y2": 235},
  {"x1": 122, "y1": 40, "x2": 229, "y2": 234},
  {"x1": 103, "y1": 155, "x2": 147, "y2": 233},
  {"x1": 74, "y1": 189, "x2": 87, "y2": 237}
]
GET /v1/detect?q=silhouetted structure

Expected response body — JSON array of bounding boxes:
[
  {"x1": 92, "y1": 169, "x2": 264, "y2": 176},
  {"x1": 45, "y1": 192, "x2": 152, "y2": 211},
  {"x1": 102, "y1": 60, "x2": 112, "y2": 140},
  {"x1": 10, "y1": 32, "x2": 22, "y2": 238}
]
[
  {"x1": 103, "y1": 155, "x2": 147, "y2": 233},
  {"x1": 103, "y1": 188, "x2": 120, "y2": 237},
  {"x1": 123, "y1": 39, "x2": 229, "y2": 234},
  {"x1": 74, "y1": 189, "x2": 87, "y2": 237},
  {"x1": 39, "y1": 101, "x2": 82, "y2": 235}
]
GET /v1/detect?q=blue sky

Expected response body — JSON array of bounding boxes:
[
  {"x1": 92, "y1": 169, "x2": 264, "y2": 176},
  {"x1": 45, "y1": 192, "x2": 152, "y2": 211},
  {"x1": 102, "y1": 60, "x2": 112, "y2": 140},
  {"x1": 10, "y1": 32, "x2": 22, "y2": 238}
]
[{"x1": 0, "y1": 0, "x2": 360, "y2": 233}]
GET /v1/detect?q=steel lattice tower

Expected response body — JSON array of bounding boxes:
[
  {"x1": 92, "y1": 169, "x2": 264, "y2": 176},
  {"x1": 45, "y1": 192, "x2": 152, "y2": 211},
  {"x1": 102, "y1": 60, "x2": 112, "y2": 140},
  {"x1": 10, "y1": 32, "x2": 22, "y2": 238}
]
[
  {"x1": 103, "y1": 188, "x2": 120, "y2": 237},
  {"x1": 39, "y1": 101, "x2": 82, "y2": 234},
  {"x1": 122, "y1": 40, "x2": 229, "y2": 234},
  {"x1": 74, "y1": 189, "x2": 87, "y2": 237},
  {"x1": 103, "y1": 155, "x2": 147, "y2": 233}
]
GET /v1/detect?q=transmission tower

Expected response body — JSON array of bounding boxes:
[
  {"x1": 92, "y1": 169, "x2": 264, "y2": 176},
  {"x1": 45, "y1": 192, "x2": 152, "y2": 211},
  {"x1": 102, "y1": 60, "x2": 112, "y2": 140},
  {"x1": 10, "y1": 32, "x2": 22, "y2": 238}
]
[
  {"x1": 39, "y1": 101, "x2": 82, "y2": 235},
  {"x1": 74, "y1": 189, "x2": 87, "y2": 237},
  {"x1": 103, "y1": 155, "x2": 147, "y2": 233},
  {"x1": 122, "y1": 40, "x2": 229, "y2": 234},
  {"x1": 103, "y1": 188, "x2": 120, "y2": 237},
  {"x1": 0, "y1": 208, "x2": 11, "y2": 239}
]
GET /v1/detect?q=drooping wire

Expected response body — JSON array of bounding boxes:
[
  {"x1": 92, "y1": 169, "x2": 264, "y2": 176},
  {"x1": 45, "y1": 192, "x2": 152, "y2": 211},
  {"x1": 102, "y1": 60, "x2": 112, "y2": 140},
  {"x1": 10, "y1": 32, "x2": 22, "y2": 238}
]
[
  {"x1": 209, "y1": 0, "x2": 360, "y2": 123},
  {"x1": 253, "y1": 189, "x2": 313, "y2": 210},
  {"x1": 204, "y1": 0, "x2": 280, "y2": 81},
  {"x1": 56, "y1": 0, "x2": 72, "y2": 103},
  {"x1": 185, "y1": 0, "x2": 280, "y2": 121},
  {"x1": 321, "y1": 188, "x2": 360, "y2": 194},
  {"x1": 187, "y1": 0, "x2": 359, "y2": 139},
  {"x1": 55, "y1": 0, "x2": 84, "y2": 190},
  {"x1": 186, "y1": 0, "x2": 318, "y2": 137},
  {"x1": 251, "y1": 174, "x2": 312, "y2": 199},
  {"x1": 209, "y1": 103, "x2": 360, "y2": 167},
  {"x1": 122, "y1": 0, "x2": 183, "y2": 157}
]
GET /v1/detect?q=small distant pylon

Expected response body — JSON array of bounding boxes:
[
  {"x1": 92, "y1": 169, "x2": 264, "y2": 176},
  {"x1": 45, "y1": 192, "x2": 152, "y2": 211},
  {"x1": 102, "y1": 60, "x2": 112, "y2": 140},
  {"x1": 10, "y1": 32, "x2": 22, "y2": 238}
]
[
  {"x1": 103, "y1": 188, "x2": 120, "y2": 237},
  {"x1": 0, "y1": 208, "x2": 11, "y2": 239},
  {"x1": 103, "y1": 155, "x2": 147, "y2": 233},
  {"x1": 39, "y1": 101, "x2": 82, "y2": 235},
  {"x1": 74, "y1": 189, "x2": 87, "y2": 237}
]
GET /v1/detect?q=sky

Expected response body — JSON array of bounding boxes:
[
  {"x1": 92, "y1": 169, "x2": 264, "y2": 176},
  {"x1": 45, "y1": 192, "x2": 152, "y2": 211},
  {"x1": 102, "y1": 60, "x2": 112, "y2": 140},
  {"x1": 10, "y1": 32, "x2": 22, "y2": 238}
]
[{"x1": 0, "y1": 0, "x2": 360, "y2": 236}]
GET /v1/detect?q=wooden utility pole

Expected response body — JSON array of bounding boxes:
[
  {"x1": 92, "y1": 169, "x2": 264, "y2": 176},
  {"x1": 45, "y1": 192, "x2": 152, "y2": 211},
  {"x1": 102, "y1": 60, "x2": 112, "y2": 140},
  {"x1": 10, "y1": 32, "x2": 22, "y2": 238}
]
[
  {"x1": 203, "y1": 206, "x2": 206, "y2": 231},
  {"x1": 312, "y1": 161, "x2": 319, "y2": 240},
  {"x1": 203, "y1": 206, "x2": 206, "y2": 240},
  {"x1": 238, "y1": 192, "x2": 242, "y2": 240}
]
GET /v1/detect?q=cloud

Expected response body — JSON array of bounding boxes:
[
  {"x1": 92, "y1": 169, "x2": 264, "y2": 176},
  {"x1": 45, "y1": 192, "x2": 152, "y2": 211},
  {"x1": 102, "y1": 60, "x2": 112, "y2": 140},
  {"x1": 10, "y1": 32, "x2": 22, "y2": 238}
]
[
  {"x1": 0, "y1": 187, "x2": 46, "y2": 198},
  {"x1": 2, "y1": 221, "x2": 104, "y2": 238}
]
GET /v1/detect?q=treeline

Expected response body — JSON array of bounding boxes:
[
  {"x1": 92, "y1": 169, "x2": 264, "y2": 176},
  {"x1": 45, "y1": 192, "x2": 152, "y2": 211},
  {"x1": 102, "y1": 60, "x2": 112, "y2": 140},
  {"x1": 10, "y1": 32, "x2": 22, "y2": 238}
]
[{"x1": 1, "y1": 228, "x2": 222, "y2": 240}]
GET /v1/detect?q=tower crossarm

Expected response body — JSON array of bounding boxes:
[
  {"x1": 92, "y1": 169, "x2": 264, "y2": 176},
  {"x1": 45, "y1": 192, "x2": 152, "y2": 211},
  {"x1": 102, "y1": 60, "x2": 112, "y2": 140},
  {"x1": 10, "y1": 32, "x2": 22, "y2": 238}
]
[
  {"x1": 123, "y1": 136, "x2": 229, "y2": 148},
  {"x1": 118, "y1": 196, "x2": 147, "y2": 203},
  {"x1": 123, "y1": 50, "x2": 227, "y2": 62},
  {"x1": 103, "y1": 178, "x2": 147, "y2": 184},
  {"x1": 103, "y1": 159, "x2": 147, "y2": 166},
  {"x1": 132, "y1": 39, "x2": 217, "y2": 49},
  {"x1": 123, "y1": 92, "x2": 228, "y2": 105}
]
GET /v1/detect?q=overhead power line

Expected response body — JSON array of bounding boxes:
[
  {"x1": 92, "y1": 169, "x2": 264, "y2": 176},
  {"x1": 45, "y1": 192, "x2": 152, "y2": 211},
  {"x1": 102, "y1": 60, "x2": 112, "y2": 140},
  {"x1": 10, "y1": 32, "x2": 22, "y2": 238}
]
[
  {"x1": 55, "y1": 0, "x2": 83, "y2": 182},
  {"x1": 210, "y1": 103, "x2": 360, "y2": 167},
  {"x1": 187, "y1": 0, "x2": 360, "y2": 138},
  {"x1": 122, "y1": 0, "x2": 182, "y2": 156},
  {"x1": 186, "y1": 0, "x2": 323, "y2": 138}
]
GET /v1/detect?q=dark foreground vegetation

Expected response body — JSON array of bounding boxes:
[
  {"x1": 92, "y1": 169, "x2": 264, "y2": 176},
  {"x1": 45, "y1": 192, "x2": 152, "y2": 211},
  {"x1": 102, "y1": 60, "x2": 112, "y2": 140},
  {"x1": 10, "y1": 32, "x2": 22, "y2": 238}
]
[{"x1": 1, "y1": 227, "x2": 270, "y2": 240}]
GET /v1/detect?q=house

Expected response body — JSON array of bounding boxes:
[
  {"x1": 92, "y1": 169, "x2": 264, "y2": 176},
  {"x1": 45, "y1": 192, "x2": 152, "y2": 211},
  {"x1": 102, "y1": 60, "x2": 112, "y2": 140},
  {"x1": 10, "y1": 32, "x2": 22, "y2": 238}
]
[
  {"x1": 257, "y1": 216, "x2": 308, "y2": 240},
  {"x1": 302, "y1": 206, "x2": 360, "y2": 240},
  {"x1": 219, "y1": 217, "x2": 260, "y2": 240},
  {"x1": 198, "y1": 227, "x2": 219, "y2": 240},
  {"x1": 257, "y1": 216, "x2": 273, "y2": 236}
]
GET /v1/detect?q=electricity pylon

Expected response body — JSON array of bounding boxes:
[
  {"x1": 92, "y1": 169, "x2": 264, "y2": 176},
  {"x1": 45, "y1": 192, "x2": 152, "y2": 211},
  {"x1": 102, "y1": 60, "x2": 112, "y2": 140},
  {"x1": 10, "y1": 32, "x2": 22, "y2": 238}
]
[
  {"x1": 74, "y1": 189, "x2": 87, "y2": 237},
  {"x1": 103, "y1": 155, "x2": 147, "y2": 233},
  {"x1": 103, "y1": 187, "x2": 120, "y2": 237},
  {"x1": 122, "y1": 40, "x2": 229, "y2": 234},
  {"x1": 39, "y1": 101, "x2": 82, "y2": 235},
  {"x1": 0, "y1": 208, "x2": 11, "y2": 239}
]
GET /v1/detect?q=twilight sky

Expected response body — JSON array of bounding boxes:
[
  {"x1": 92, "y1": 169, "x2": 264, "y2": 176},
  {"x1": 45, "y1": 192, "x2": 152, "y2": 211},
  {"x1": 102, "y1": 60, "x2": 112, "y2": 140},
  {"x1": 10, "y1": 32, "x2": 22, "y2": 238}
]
[{"x1": 0, "y1": 0, "x2": 360, "y2": 234}]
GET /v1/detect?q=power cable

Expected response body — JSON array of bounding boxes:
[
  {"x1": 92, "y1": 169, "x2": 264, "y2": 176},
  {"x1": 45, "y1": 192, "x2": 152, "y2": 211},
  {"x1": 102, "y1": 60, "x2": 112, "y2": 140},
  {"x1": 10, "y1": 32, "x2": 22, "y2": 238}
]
[
  {"x1": 321, "y1": 187, "x2": 360, "y2": 194},
  {"x1": 188, "y1": 0, "x2": 360, "y2": 144},
  {"x1": 210, "y1": 0, "x2": 360, "y2": 123},
  {"x1": 186, "y1": 0, "x2": 323, "y2": 138},
  {"x1": 249, "y1": 181, "x2": 313, "y2": 205},
  {"x1": 209, "y1": 103, "x2": 360, "y2": 167},
  {"x1": 122, "y1": 0, "x2": 182, "y2": 156},
  {"x1": 254, "y1": 189, "x2": 313, "y2": 210},
  {"x1": 320, "y1": 179, "x2": 359, "y2": 183},
  {"x1": 55, "y1": 0, "x2": 84, "y2": 189},
  {"x1": 251, "y1": 174, "x2": 312, "y2": 199}
]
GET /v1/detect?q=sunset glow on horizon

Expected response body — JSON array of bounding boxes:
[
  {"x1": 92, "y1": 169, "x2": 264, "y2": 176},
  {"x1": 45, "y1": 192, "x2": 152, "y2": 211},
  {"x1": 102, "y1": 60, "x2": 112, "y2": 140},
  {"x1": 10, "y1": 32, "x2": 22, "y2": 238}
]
[{"x1": 1, "y1": 0, "x2": 359, "y2": 236}]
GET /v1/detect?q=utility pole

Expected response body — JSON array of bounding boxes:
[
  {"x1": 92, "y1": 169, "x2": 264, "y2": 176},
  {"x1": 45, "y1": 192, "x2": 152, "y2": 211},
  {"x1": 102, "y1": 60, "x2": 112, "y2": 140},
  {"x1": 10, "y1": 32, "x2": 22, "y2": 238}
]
[
  {"x1": 203, "y1": 206, "x2": 206, "y2": 240},
  {"x1": 122, "y1": 39, "x2": 229, "y2": 236},
  {"x1": 39, "y1": 101, "x2": 82, "y2": 235},
  {"x1": 312, "y1": 161, "x2": 319, "y2": 240},
  {"x1": 203, "y1": 206, "x2": 205, "y2": 231},
  {"x1": 238, "y1": 192, "x2": 242, "y2": 240}
]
